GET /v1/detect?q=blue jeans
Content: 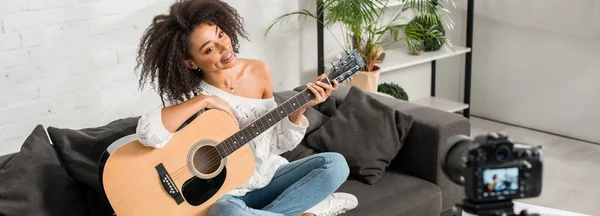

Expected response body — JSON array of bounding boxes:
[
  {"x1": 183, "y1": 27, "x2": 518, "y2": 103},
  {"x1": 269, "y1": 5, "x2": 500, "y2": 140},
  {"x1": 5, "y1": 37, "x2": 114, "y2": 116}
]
[{"x1": 206, "y1": 152, "x2": 350, "y2": 216}]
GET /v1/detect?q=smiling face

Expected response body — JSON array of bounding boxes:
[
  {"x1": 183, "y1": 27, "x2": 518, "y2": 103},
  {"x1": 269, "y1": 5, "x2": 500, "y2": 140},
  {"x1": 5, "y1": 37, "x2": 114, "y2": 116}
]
[{"x1": 185, "y1": 24, "x2": 237, "y2": 73}]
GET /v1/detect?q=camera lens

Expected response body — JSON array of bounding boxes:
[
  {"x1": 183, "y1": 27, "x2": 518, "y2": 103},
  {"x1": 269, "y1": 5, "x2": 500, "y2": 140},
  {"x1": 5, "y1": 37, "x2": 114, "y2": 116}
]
[
  {"x1": 496, "y1": 146, "x2": 511, "y2": 161},
  {"x1": 442, "y1": 135, "x2": 474, "y2": 185}
]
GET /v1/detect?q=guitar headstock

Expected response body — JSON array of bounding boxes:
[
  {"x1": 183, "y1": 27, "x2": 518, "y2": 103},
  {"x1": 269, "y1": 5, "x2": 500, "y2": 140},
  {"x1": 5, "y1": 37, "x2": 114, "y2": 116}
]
[{"x1": 325, "y1": 49, "x2": 365, "y2": 85}]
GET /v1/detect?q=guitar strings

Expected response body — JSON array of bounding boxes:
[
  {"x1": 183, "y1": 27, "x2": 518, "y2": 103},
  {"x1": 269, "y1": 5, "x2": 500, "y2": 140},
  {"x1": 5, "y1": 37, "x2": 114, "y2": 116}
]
[
  {"x1": 169, "y1": 80, "x2": 344, "y2": 179},
  {"x1": 170, "y1": 149, "x2": 222, "y2": 179},
  {"x1": 169, "y1": 89, "x2": 317, "y2": 179},
  {"x1": 168, "y1": 75, "x2": 345, "y2": 179},
  {"x1": 169, "y1": 146, "x2": 225, "y2": 179},
  {"x1": 168, "y1": 104, "x2": 284, "y2": 178}
]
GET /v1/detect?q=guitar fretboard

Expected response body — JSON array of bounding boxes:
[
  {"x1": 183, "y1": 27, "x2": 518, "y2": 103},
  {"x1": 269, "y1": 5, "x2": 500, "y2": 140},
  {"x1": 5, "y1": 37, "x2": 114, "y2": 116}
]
[{"x1": 215, "y1": 88, "x2": 315, "y2": 157}]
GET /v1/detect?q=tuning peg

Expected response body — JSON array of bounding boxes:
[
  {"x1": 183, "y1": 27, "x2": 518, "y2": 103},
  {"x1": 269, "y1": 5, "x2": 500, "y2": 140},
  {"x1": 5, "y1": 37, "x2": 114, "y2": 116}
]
[
  {"x1": 330, "y1": 60, "x2": 336, "y2": 67},
  {"x1": 348, "y1": 76, "x2": 353, "y2": 82},
  {"x1": 336, "y1": 54, "x2": 342, "y2": 60}
]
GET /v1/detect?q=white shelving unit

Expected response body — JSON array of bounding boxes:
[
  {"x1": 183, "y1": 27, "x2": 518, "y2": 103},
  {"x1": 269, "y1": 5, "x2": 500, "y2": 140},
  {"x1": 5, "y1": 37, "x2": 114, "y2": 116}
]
[
  {"x1": 412, "y1": 97, "x2": 470, "y2": 113},
  {"x1": 379, "y1": 1, "x2": 404, "y2": 8},
  {"x1": 315, "y1": 0, "x2": 475, "y2": 118},
  {"x1": 376, "y1": 45, "x2": 472, "y2": 113},
  {"x1": 378, "y1": 46, "x2": 471, "y2": 74}
]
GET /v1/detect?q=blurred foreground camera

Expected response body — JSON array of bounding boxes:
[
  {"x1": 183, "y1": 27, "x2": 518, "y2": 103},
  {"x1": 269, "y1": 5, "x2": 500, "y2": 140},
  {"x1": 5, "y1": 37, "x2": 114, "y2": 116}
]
[{"x1": 443, "y1": 132, "x2": 543, "y2": 216}]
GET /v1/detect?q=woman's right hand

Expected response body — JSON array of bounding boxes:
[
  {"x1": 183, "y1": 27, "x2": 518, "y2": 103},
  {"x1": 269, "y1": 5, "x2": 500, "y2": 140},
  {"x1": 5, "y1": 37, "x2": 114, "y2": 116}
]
[{"x1": 200, "y1": 95, "x2": 239, "y2": 127}]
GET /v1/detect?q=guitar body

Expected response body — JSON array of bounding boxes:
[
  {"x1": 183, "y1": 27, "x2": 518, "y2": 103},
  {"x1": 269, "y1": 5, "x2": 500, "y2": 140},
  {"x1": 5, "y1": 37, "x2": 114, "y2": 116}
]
[{"x1": 102, "y1": 110, "x2": 255, "y2": 216}]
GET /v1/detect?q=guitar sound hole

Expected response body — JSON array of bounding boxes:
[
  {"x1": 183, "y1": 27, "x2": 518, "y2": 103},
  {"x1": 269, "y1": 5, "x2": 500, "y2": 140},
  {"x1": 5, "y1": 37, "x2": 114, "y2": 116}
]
[
  {"x1": 183, "y1": 144, "x2": 227, "y2": 206},
  {"x1": 193, "y1": 145, "x2": 222, "y2": 175}
]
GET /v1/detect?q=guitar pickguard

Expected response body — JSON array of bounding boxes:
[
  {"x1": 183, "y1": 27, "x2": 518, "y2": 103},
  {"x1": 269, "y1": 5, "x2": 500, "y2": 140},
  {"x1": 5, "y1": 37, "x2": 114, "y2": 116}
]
[{"x1": 181, "y1": 166, "x2": 227, "y2": 206}]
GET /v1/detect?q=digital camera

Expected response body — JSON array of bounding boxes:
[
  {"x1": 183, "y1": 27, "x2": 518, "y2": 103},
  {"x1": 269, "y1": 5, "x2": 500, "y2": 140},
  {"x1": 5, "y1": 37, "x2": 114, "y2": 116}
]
[{"x1": 442, "y1": 132, "x2": 543, "y2": 203}]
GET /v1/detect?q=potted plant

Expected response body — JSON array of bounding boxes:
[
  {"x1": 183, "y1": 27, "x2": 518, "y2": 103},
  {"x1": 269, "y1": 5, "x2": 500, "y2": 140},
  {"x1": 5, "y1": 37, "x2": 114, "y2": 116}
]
[
  {"x1": 402, "y1": 0, "x2": 454, "y2": 55},
  {"x1": 265, "y1": 0, "x2": 410, "y2": 92},
  {"x1": 378, "y1": 82, "x2": 409, "y2": 101}
]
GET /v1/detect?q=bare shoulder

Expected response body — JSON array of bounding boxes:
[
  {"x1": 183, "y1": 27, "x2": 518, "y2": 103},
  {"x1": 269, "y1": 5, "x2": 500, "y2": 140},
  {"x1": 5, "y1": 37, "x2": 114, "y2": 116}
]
[
  {"x1": 248, "y1": 59, "x2": 271, "y2": 79},
  {"x1": 237, "y1": 59, "x2": 270, "y2": 84},
  {"x1": 239, "y1": 58, "x2": 272, "y2": 98},
  {"x1": 235, "y1": 58, "x2": 268, "y2": 76}
]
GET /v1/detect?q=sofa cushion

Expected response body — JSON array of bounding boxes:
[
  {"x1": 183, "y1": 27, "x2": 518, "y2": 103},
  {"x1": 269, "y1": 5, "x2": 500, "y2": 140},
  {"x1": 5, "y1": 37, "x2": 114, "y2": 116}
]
[
  {"x1": 46, "y1": 117, "x2": 140, "y2": 215},
  {"x1": 304, "y1": 86, "x2": 415, "y2": 185},
  {"x1": 0, "y1": 125, "x2": 89, "y2": 216},
  {"x1": 0, "y1": 153, "x2": 16, "y2": 168},
  {"x1": 47, "y1": 117, "x2": 140, "y2": 193},
  {"x1": 338, "y1": 170, "x2": 442, "y2": 216}
]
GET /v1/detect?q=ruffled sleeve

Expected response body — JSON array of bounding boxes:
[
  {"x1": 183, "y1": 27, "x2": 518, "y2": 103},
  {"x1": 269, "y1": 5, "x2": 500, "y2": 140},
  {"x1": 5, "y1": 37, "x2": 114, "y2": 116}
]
[
  {"x1": 136, "y1": 108, "x2": 174, "y2": 148},
  {"x1": 270, "y1": 115, "x2": 309, "y2": 155}
]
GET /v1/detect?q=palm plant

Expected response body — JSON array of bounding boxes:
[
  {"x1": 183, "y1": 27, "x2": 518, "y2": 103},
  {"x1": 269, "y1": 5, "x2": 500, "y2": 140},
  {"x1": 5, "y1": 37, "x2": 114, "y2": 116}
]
[
  {"x1": 265, "y1": 0, "x2": 455, "y2": 71},
  {"x1": 265, "y1": 0, "x2": 408, "y2": 72}
]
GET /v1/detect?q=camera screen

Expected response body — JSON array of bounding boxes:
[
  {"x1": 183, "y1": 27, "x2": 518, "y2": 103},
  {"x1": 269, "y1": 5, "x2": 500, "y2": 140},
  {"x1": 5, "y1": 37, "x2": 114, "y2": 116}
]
[{"x1": 482, "y1": 167, "x2": 519, "y2": 197}]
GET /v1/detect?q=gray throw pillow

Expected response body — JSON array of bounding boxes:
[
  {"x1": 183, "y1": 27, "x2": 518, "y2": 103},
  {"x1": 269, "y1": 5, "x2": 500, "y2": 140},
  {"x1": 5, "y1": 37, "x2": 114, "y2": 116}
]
[
  {"x1": 0, "y1": 125, "x2": 89, "y2": 216},
  {"x1": 46, "y1": 116, "x2": 140, "y2": 215},
  {"x1": 305, "y1": 87, "x2": 414, "y2": 185}
]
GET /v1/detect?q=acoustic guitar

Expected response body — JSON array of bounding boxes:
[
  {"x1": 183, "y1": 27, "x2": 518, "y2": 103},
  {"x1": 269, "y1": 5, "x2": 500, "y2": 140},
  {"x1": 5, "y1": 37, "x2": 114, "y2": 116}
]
[{"x1": 100, "y1": 50, "x2": 365, "y2": 216}]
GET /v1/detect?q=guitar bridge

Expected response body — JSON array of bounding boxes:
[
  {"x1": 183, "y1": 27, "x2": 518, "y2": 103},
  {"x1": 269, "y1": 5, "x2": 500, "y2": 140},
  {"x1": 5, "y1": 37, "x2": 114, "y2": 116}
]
[{"x1": 155, "y1": 163, "x2": 185, "y2": 205}]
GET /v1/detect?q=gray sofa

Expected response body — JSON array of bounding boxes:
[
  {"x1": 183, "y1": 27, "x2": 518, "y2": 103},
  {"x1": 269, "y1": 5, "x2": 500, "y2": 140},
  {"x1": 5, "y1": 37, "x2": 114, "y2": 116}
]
[
  {"x1": 276, "y1": 86, "x2": 470, "y2": 216},
  {"x1": 0, "y1": 86, "x2": 469, "y2": 216}
]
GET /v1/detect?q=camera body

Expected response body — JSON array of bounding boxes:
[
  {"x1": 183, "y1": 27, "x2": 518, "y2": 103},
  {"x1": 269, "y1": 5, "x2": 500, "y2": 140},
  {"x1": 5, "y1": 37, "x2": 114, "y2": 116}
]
[{"x1": 443, "y1": 132, "x2": 543, "y2": 204}]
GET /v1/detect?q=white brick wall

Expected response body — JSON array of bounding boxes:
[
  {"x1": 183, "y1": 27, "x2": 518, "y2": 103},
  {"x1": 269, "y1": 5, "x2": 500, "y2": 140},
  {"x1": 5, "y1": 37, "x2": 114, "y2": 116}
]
[
  {"x1": 0, "y1": 0, "x2": 303, "y2": 154},
  {"x1": 0, "y1": 0, "x2": 23, "y2": 15},
  {"x1": 0, "y1": 32, "x2": 21, "y2": 51}
]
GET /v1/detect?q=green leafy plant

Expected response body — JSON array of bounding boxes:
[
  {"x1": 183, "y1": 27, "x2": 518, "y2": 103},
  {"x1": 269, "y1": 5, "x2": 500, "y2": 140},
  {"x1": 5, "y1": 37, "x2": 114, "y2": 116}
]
[
  {"x1": 411, "y1": 16, "x2": 446, "y2": 51},
  {"x1": 403, "y1": 20, "x2": 425, "y2": 55},
  {"x1": 404, "y1": 15, "x2": 449, "y2": 54},
  {"x1": 402, "y1": 0, "x2": 455, "y2": 31},
  {"x1": 378, "y1": 82, "x2": 408, "y2": 101},
  {"x1": 265, "y1": 0, "x2": 418, "y2": 72},
  {"x1": 402, "y1": 0, "x2": 455, "y2": 54}
]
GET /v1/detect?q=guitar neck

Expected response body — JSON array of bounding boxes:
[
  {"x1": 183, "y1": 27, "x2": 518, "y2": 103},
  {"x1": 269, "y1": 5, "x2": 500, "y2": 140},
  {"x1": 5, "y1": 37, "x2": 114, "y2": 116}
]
[
  {"x1": 214, "y1": 49, "x2": 362, "y2": 158},
  {"x1": 215, "y1": 88, "x2": 316, "y2": 158}
]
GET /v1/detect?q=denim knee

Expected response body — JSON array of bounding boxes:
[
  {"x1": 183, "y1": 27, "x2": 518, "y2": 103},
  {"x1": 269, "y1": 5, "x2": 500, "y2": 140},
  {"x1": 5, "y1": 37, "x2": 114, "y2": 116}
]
[
  {"x1": 206, "y1": 196, "x2": 246, "y2": 216},
  {"x1": 322, "y1": 152, "x2": 350, "y2": 183}
]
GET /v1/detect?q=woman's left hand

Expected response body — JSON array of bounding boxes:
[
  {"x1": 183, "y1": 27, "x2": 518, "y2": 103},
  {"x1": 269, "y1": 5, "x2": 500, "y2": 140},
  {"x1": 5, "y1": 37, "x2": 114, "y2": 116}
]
[{"x1": 303, "y1": 73, "x2": 339, "y2": 108}]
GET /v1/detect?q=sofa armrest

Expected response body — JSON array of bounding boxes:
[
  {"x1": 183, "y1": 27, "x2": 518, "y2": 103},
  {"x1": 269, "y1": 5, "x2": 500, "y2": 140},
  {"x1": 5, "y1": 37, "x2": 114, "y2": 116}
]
[
  {"x1": 388, "y1": 106, "x2": 469, "y2": 210},
  {"x1": 327, "y1": 87, "x2": 469, "y2": 210},
  {"x1": 302, "y1": 87, "x2": 469, "y2": 210}
]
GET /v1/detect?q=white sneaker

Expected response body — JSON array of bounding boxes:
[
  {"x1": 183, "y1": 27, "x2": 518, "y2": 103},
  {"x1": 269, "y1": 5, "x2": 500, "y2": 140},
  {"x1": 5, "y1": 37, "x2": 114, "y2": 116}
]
[{"x1": 304, "y1": 192, "x2": 359, "y2": 216}]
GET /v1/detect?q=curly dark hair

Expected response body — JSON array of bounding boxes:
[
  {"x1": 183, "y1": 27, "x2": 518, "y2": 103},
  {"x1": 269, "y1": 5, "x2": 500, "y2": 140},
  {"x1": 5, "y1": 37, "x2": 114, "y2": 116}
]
[{"x1": 136, "y1": 0, "x2": 248, "y2": 106}]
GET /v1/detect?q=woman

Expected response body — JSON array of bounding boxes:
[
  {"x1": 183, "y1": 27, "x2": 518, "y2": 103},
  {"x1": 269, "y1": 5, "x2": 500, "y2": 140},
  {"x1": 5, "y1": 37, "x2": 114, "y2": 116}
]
[{"x1": 134, "y1": 0, "x2": 358, "y2": 215}]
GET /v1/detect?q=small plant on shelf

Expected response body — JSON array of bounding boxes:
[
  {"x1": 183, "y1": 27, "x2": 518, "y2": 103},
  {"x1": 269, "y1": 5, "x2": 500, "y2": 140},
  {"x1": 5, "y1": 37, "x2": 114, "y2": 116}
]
[
  {"x1": 409, "y1": 15, "x2": 449, "y2": 52},
  {"x1": 378, "y1": 82, "x2": 409, "y2": 101},
  {"x1": 402, "y1": 0, "x2": 455, "y2": 55}
]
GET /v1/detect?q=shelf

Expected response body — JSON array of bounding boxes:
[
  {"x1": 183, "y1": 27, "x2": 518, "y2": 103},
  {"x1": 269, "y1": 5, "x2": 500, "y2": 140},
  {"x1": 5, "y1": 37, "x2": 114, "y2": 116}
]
[
  {"x1": 380, "y1": 1, "x2": 403, "y2": 8},
  {"x1": 412, "y1": 97, "x2": 469, "y2": 113},
  {"x1": 377, "y1": 46, "x2": 471, "y2": 74}
]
